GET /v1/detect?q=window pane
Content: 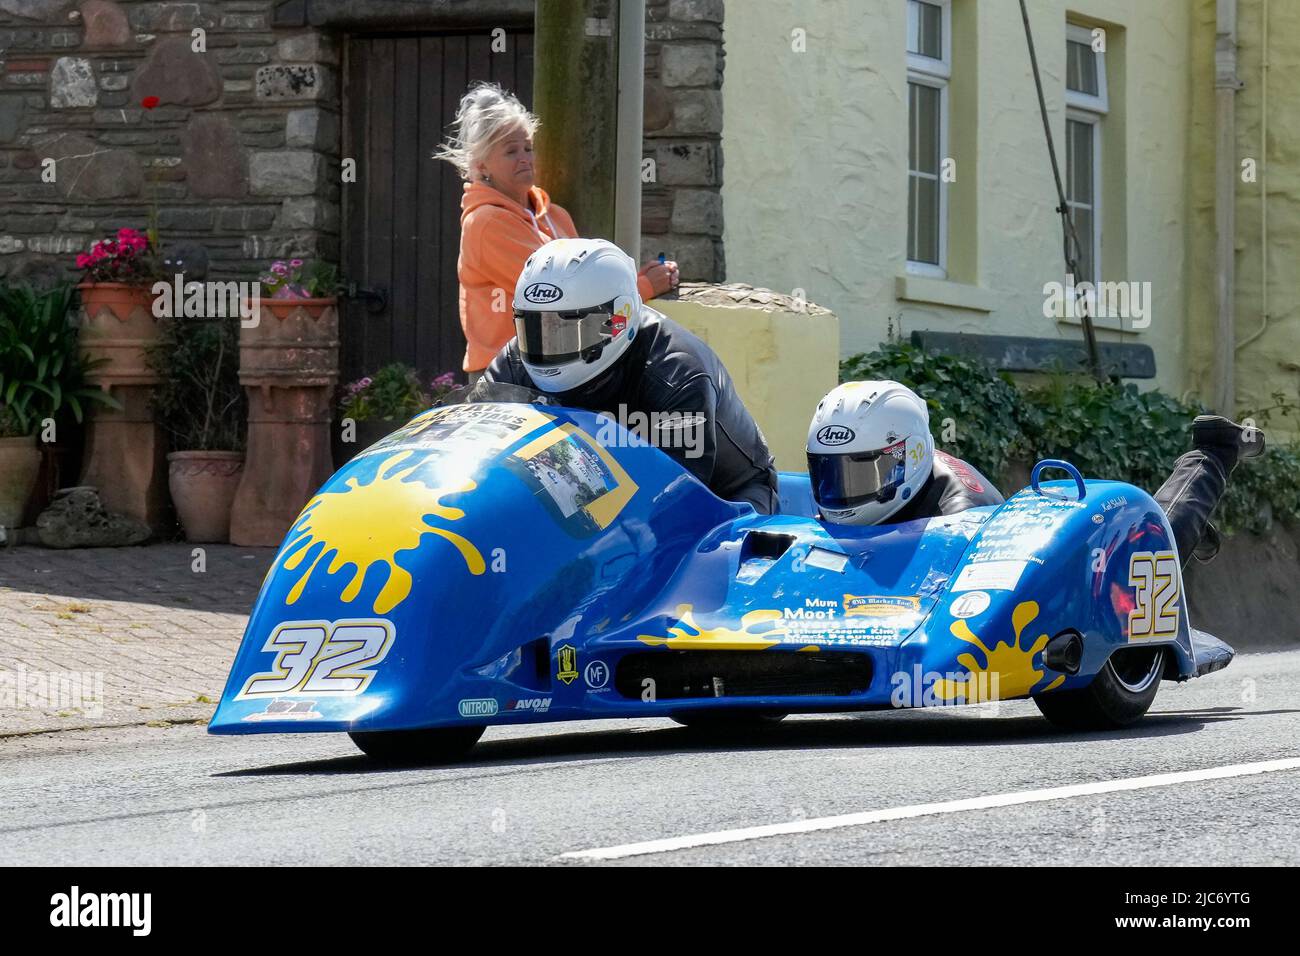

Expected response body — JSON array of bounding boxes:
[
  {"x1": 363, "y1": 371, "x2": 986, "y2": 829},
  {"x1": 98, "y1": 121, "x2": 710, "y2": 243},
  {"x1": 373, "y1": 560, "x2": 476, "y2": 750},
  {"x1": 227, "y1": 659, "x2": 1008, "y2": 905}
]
[
  {"x1": 1071, "y1": 206, "x2": 1095, "y2": 283},
  {"x1": 910, "y1": 174, "x2": 940, "y2": 264},
  {"x1": 1067, "y1": 39, "x2": 1098, "y2": 95},
  {"x1": 1067, "y1": 119, "x2": 1093, "y2": 204},
  {"x1": 908, "y1": 0, "x2": 942, "y2": 59},
  {"x1": 909, "y1": 82, "x2": 940, "y2": 175}
]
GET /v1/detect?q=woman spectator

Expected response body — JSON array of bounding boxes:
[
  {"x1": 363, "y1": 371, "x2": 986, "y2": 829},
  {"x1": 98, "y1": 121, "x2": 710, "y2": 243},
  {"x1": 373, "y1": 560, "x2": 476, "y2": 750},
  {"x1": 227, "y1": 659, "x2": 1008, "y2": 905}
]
[{"x1": 436, "y1": 82, "x2": 678, "y2": 382}]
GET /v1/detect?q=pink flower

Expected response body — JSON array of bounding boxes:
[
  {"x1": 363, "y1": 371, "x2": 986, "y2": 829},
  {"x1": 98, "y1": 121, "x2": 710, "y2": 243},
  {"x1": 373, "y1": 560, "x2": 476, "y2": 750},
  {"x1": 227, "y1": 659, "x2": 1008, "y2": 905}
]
[
  {"x1": 271, "y1": 263, "x2": 288, "y2": 275},
  {"x1": 76, "y1": 253, "x2": 90, "y2": 269},
  {"x1": 290, "y1": 258, "x2": 304, "y2": 268}
]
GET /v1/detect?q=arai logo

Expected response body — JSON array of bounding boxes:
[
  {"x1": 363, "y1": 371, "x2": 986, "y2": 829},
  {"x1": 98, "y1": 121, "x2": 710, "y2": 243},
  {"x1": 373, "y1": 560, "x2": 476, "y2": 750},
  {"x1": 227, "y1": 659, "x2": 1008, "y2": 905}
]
[
  {"x1": 523, "y1": 282, "x2": 563, "y2": 304},
  {"x1": 816, "y1": 425, "x2": 856, "y2": 446}
]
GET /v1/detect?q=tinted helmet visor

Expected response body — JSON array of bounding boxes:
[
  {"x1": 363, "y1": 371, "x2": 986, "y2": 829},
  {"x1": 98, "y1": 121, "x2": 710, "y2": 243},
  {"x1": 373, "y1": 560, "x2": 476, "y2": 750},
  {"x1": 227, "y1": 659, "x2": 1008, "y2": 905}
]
[
  {"x1": 807, "y1": 440, "x2": 908, "y2": 510},
  {"x1": 514, "y1": 302, "x2": 617, "y2": 367}
]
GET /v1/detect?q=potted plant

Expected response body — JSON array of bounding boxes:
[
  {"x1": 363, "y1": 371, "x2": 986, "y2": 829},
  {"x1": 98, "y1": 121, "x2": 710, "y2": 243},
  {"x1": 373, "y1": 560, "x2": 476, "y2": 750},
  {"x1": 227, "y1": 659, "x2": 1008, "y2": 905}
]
[
  {"x1": 75, "y1": 227, "x2": 167, "y2": 375},
  {"x1": 0, "y1": 279, "x2": 119, "y2": 532},
  {"x1": 333, "y1": 366, "x2": 461, "y2": 467},
  {"x1": 148, "y1": 315, "x2": 246, "y2": 543},
  {"x1": 231, "y1": 257, "x2": 345, "y2": 546}
]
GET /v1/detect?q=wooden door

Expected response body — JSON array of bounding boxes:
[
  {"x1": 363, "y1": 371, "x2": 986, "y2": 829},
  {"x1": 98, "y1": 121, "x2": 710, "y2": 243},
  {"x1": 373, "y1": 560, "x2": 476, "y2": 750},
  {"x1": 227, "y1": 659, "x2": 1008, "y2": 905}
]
[{"x1": 341, "y1": 30, "x2": 535, "y2": 383}]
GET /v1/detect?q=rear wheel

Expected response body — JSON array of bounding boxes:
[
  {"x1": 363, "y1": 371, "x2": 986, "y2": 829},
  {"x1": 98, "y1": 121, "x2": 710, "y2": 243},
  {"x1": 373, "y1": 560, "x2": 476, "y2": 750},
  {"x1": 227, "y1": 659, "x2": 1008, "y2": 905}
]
[
  {"x1": 348, "y1": 725, "x2": 485, "y2": 765},
  {"x1": 1034, "y1": 646, "x2": 1165, "y2": 730},
  {"x1": 671, "y1": 710, "x2": 788, "y2": 730}
]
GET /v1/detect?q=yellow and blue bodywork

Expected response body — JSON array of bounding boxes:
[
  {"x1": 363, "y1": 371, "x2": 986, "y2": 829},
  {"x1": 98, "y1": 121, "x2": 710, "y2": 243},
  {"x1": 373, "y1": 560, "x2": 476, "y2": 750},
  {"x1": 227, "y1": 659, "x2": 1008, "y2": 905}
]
[{"x1": 209, "y1": 401, "x2": 1223, "y2": 735}]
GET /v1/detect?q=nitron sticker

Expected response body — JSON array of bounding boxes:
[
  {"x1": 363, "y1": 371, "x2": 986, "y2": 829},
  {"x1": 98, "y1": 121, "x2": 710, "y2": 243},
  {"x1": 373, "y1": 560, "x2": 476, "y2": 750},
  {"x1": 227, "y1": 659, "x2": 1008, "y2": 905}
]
[
  {"x1": 237, "y1": 619, "x2": 395, "y2": 698},
  {"x1": 458, "y1": 698, "x2": 499, "y2": 718}
]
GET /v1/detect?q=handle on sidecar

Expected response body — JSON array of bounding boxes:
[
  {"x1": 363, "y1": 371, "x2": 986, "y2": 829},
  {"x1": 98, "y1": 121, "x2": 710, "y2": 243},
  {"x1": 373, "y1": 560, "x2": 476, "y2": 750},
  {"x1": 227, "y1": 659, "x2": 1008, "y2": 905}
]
[{"x1": 1031, "y1": 459, "x2": 1087, "y2": 501}]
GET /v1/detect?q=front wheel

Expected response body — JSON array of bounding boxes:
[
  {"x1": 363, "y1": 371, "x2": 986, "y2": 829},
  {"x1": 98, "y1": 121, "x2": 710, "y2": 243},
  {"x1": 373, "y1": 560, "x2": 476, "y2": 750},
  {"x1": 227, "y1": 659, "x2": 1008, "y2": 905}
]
[
  {"x1": 1034, "y1": 647, "x2": 1165, "y2": 730},
  {"x1": 349, "y1": 725, "x2": 485, "y2": 765}
]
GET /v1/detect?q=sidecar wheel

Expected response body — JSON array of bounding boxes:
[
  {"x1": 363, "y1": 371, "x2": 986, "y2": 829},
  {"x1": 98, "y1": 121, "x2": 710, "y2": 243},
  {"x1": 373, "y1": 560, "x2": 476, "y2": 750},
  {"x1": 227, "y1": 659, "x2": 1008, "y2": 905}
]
[
  {"x1": 349, "y1": 725, "x2": 485, "y2": 765},
  {"x1": 671, "y1": 710, "x2": 787, "y2": 729},
  {"x1": 1034, "y1": 647, "x2": 1165, "y2": 730}
]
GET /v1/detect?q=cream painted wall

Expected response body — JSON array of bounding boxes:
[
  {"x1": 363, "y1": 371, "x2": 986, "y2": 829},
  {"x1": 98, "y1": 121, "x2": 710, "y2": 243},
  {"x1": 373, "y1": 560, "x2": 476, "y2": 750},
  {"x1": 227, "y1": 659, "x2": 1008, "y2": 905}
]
[
  {"x1": 722, "y1": 0, "x2": 1194, "y2": 399},
  {"x1": 1187, "y1": 0, "x2": 1300, "y2": 433}
]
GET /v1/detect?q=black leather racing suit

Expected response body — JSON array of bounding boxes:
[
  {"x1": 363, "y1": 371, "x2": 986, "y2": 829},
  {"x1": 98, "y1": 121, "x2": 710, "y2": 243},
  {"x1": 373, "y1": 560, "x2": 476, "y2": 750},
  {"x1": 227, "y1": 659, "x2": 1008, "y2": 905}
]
[{"x1": 482, "y1": 308, "x2": 780, "y2": 514}]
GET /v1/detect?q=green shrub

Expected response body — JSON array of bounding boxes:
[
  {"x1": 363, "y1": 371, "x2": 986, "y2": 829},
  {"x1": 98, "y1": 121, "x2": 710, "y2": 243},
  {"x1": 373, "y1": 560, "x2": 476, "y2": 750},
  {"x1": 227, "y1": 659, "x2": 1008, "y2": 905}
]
[
  {"x1": 841, "y1": 342, "x2": 1300, "y2": 535},
  {"x1": 840, "y1": 342, "x2": 1025, "y2": 481},
  {"x1": 147, "y1": 316, "x2": 245, "y2": 452}
]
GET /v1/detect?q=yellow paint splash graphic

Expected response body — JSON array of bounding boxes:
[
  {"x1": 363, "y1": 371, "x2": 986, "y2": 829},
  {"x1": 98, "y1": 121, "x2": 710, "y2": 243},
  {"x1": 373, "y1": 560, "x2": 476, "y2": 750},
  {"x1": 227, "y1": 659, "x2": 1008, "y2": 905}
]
[
  {"x1": 277, "y1": 450, "x2": 486, "y2": 615},
  {"x1": 637, "y1": 603, "x2": 787, "y2": 650},
  {"x1": 934, "y1": 600, "x2": 1066, "y2": 702}
]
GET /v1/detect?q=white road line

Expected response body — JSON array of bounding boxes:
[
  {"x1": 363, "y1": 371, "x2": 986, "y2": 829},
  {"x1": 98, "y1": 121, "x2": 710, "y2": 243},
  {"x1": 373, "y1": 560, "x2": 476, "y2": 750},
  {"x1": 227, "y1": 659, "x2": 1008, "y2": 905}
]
[{"x1": 561, "y1": 756, "x2": 1300, "y2": 861}]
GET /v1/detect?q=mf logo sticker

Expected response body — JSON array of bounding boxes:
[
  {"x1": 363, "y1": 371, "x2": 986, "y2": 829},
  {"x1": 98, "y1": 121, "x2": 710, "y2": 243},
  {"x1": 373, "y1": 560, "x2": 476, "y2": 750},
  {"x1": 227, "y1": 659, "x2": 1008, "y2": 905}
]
[
  {"x1": 1127, "y1": 550, "x2": 1180, "y2": 640},
  {"x1": 237, "y1": 619, "x2": 394, "y2": 698},
  {"x1": 556, "y1": 643, "x2": 579, "y2": 685}
]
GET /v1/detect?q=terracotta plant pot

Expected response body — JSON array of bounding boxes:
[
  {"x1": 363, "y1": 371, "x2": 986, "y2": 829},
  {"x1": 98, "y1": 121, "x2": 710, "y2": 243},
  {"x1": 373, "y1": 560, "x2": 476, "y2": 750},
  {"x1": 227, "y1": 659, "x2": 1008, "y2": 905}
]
[
  {"x1": 77, "y1": 282, "x2": 162, "y2": 387},
  {"x1": 230, "y1": 296, "x2": 340, "y2": 547},
  {"x1": 0, "y1": 434, "x2": 42, "y2": 533},
  {"x1": 167, "y1": 451, "x2": 245, "y2": 543}
]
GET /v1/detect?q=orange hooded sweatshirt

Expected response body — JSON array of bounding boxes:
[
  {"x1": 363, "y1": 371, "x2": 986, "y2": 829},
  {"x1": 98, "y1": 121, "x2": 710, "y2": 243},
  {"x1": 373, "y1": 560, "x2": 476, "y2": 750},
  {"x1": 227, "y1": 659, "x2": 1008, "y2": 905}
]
[{"x1": 457, "y1": 181, "x2": 655, "y2": 372}]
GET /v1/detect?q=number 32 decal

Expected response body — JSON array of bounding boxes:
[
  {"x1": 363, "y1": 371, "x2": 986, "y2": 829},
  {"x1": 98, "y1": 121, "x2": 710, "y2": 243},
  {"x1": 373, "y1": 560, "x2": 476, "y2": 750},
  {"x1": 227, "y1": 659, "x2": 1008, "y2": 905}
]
[
  {"x1": 237, "y1": 620, "x2": 395, "y2": 698},
  {"x1": 1127, "y1": 551, "x2": 1181, "y2": 640}
]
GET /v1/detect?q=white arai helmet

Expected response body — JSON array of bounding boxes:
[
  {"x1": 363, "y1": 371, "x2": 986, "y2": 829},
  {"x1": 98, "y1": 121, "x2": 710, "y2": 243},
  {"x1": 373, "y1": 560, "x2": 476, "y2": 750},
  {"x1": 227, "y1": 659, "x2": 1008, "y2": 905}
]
[
  {"x1": 806, "y1": 381, "x2": 935, "y2": 525},
  {"x1": 512, "y1": 238, "x2": 643, "y2": 393}
]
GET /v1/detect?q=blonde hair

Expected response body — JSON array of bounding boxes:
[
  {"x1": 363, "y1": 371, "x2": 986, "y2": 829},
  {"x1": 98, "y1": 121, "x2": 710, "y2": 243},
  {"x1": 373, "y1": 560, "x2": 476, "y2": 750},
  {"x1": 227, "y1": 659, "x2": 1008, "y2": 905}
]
[{"x1": 434, "y1": 81, "x2": 540, "y2": 181}]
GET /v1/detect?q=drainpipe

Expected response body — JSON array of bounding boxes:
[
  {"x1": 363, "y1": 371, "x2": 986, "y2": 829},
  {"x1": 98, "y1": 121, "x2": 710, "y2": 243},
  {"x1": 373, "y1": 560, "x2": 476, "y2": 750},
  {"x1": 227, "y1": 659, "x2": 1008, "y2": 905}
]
[
  {"x1": 613, "y1": 0, "x2": 645, "y2": 262},
  {"x1": 1213, "y1": 0, "x2": 1242, "y2": 414}
]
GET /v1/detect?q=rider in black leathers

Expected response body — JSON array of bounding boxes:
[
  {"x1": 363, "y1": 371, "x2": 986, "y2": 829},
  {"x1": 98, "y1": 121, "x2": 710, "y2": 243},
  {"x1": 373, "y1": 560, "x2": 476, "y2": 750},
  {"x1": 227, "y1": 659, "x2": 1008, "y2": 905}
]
[{"x1": 479, "y1": 307, "x2": 780, "y2": 514}]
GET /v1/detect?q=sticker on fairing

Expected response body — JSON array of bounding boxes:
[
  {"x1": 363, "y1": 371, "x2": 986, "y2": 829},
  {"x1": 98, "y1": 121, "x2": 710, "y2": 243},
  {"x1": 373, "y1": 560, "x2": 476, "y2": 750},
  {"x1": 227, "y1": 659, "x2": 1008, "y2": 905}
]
[
  {"x1": 237, "y1": 619, "x2": 395, "y2": 698},
  {"x1": 951, "y1": 560, "x2": 1028, "y2": 592}
]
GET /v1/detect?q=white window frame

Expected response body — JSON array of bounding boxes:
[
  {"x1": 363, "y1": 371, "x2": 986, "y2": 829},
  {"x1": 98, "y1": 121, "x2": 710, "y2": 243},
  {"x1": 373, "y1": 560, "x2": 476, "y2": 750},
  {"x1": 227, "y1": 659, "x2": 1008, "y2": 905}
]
[
  {"x1": 1064, "y1": 23, "x2": 1108, "y2": 295},
  {"x1": 906, "y1": 0, "x2": 951, "y2": 279}
]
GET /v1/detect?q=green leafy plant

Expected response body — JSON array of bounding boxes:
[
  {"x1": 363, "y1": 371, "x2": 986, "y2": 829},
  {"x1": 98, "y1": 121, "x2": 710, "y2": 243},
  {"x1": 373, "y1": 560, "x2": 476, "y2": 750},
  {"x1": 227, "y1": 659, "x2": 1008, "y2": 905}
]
[
  {"x1": 338, "y1": 365, "x2": 461, "y2": 422},
  {"x1": 146, "y1": 316, "x2": 245, "y2": 452},
  {"x1": 841, "y1": 341, "x2": 1026, "y2": 481},
  {"x1": 841, "y1": 343, "x2": 1300, "y2": 536},
  {"x1": 260, "y1": 258, "x2": 342, "y2": 300},
  {"x1": 0, "y1": 280, "x2": 120, "y2": 437}
]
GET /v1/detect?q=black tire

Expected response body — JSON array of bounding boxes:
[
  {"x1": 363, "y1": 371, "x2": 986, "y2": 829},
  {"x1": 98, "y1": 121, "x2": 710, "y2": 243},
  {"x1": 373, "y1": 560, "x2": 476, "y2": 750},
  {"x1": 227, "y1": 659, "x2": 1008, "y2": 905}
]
[
  {"x1": 348, "y1": 725, "x2": 485, "y2": 765},
  {"x1": 671, "y1": 710, "x2": 788, "y2": 730},
  {"x1": 1034, "y1": 646, "x2": 1166, "y2": 730}
]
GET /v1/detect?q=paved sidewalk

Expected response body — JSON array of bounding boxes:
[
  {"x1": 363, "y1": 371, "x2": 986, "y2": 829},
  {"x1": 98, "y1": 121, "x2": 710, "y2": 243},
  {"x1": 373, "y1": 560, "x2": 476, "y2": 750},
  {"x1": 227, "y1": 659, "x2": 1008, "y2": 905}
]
[{"x1": 0, "y1": 544, "x2": 275, "y2": 735}]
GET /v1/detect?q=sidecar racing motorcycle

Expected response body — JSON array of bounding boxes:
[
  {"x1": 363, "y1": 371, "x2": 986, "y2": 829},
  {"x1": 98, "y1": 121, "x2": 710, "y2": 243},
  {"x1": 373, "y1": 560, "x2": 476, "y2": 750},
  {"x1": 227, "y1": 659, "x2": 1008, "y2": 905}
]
[{"x1": 209, "y1": 394, "x2": 1234, "y2": 762}]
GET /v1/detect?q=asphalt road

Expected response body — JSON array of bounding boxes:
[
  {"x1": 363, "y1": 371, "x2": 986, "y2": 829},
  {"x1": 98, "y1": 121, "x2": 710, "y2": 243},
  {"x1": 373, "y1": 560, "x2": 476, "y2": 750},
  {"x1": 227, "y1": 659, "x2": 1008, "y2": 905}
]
[{"x1": 3, "y1": 648, "x2": 1298, "y2": 866}]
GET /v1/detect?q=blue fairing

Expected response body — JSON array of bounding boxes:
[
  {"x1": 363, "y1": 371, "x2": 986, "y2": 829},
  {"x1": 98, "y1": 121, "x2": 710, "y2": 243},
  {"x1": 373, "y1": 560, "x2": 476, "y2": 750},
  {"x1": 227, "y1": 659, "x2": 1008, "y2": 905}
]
[{"x1": 210, "y1": 402, "x2": 1214, "y2": 735}]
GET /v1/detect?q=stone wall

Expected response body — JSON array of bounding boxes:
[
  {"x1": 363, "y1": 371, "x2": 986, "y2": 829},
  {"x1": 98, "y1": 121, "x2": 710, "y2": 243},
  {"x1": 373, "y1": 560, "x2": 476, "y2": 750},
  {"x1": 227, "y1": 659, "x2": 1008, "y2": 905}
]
[
  {"x1": 0, "y1": 0, "x2": 725, "y2": 287},
  {"x1": 642, "y1": 0, "x2": 724, "y2": 281},
  {"x1": 0, "y1": 0, "x2": 338, "y2": 286}
]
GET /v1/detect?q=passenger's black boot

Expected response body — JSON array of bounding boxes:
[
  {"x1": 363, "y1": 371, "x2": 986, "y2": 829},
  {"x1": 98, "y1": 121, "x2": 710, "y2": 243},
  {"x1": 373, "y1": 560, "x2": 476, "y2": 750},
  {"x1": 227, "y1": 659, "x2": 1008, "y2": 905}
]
[{"x1": 1153, "y1": 416, "x2": 1266, "y2": 569}]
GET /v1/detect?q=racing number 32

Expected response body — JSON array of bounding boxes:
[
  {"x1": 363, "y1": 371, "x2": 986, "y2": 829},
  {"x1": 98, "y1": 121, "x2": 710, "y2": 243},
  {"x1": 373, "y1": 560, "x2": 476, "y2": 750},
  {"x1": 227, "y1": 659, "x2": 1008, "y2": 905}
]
[
  {"x1": 237, "y1": 620, "x2": 395, "y2": 698},
  {"x1": 1127, "y1": 550, "x2": 1180, "y2": 640}
]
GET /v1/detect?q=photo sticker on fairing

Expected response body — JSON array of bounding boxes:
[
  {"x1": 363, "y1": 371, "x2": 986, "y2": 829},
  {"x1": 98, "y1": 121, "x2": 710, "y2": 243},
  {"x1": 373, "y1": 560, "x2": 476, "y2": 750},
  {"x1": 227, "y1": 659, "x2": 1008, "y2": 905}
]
[
  {"x1": 1127, "y1": 550, "x2": 1181, "y2": 640},
  {"x1": 236, "y1": 619, "x2": 395, "y2": 698},
  {"x1": 506, "y1": 423, "x2": 638, "y2": 537}
]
